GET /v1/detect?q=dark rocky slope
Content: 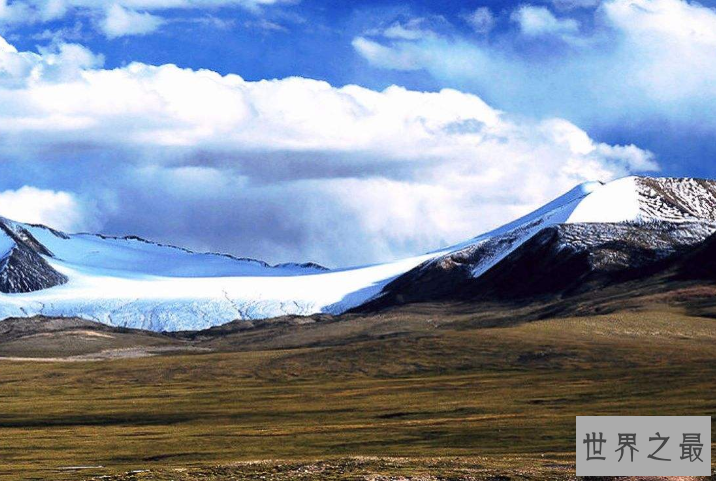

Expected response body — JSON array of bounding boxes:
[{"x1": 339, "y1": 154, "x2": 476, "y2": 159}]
[
  {"x1": 358, "y1": 222, "x2": 715, "y2": 310},
  {"x1": 0, "y1": 219, "x2": 67, "y2": 294}
]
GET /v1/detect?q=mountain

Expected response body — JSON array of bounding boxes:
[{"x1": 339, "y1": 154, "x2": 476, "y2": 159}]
[
  {"x1": 361, "y1": 222, "x2": 713, "y2": 310},
  {"x1": 358, "y1": 177, "x2": 716, "y2": 310},
  {"x1": 0, "y1": 176, "x2": 715, "y2": 332}
]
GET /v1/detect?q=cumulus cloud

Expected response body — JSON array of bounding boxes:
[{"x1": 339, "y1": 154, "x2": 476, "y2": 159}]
[
  {"x1": 602, "y1": 0, "x2": 716, "y2": 105},
  {"x1": 0, "y1": 0, "x2": 31, "y2": 23},
  {"x1": 0, "y1": 186, "x2": 95, "y2": 232},
  {"x1": 0, "y1": 35, "x2": 656, "y2": 266},
  {"x1": 464, "y1": 7, "x2": 495, "y2": 34},
  {"x1": 511, "y1": 5, "x2": 580, "y2": 36},
  {"x1": 100, "y1": 4, "x2": 164, "y2": 39}
]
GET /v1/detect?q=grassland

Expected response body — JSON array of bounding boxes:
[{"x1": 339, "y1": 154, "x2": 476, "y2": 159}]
[{"x1": 0, "y1": 302, "x2": 714, "y2": 480}]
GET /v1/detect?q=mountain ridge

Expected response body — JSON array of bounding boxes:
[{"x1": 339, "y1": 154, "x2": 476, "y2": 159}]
[
  {"x1": 1, "y1": 175, "x2": 715, "y2": 331},
  {"x1": 17, "y1": 218, "x2": 329, "y2": 272}
]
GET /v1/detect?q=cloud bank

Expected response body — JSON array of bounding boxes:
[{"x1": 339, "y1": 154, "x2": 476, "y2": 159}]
[{"x1": 0, "y1": 35, "x2": 656, "y2": 266}]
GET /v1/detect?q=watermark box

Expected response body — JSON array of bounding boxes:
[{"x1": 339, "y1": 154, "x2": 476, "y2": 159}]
[{"x1": 576, "y1": 416, "x2": 711, "y2": 476}]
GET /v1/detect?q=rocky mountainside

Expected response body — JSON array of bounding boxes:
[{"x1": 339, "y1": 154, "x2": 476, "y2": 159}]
[
  {"x1": 0, "y1": 219, "x2": 67, "y2": 293},
  {"x1": 360, "y1": 222, "x2": 715, "y2": 309},
  {"x1": 359, "y1": 177, "x2": 716, "y2": 310},
  {"x1": 0, "y1": 176, "x2": 715, "y2": 331},
  {"x1": 636, "y1": 177, "x2": 716, "y2": 221}
]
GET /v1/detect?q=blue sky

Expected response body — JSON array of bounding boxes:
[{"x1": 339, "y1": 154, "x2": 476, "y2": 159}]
[
  {"x1": 6, "y1": 1, "x2": 461, "y2": 88},
  {"x1": 0, "y1": 0, "x2": 714, "y2": 266}
]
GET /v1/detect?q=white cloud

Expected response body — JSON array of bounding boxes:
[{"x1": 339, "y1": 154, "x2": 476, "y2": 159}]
[
  {"x1": 0, "y1": 186, "x2": 94, "y2": 232},
  {"x1": 511, "y1": 5, "x2": 580, "y2": 36},
  {"x1": 101, "y1": 4, "x2": 164, "y2": 38},
  {"x1": 382, "y1": 22, "x2": 426, "y2": 40},
  {"x1": 0, "y1": 0, "x2": 294, "y2": 35},
  {"x1": 601, "y1": 0, "x2": 716, "y2": 104},
  {"x1": 0, "y1": 35, "x2": 657, "y2": 265},
  {"x1": 353, "y1": 0, "x2": 716, "y2": 132},
  {"x1": 0, "y1": 0, "x2": 31, "y2": 23},
  {"x1": 352, "y1": 37, "x2": 425, "y2": 71},
  {"x1": 464, "y1": 7, "x2": 495, "y2": 34},
  {"x1": 364, "y1": 17, "x2": 441, "y2": 42},
  {"x1": 38, "y1": 42, "x2": 104, "y2": 79},
  {"x1": 605, "y1": 0, "x2": 716, "y2": 43}
]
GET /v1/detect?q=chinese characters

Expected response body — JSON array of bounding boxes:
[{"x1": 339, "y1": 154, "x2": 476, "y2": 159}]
[{"x1": 583, "y1": 432, "x2": 704, "y2": 463}]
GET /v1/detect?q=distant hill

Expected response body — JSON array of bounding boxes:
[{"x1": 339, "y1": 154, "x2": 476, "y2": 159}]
[{"x1": 0, "y1": 316, "x2": 187, "y2": 359}]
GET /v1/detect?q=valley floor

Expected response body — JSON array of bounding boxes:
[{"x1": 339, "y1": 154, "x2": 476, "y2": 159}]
[{"x1": 0, "y1": 299, "x2": 715, "y2": 480}]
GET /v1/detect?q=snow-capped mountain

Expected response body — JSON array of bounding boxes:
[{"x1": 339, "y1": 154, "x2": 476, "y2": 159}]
[
  {"x1": 363, "y1": 177, "x2": 716, "y2": 308},
  {"x1": 1, "y1": 176, "x2": 715, "y2": 331}
]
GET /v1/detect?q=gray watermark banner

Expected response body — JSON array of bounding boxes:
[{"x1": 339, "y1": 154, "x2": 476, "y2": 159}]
[{"x1": 576, "y1": 416, "x2": 711, "y2": 476}]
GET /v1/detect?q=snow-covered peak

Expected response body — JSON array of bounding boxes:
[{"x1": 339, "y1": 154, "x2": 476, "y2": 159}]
[
  {"x1": 566, "y1": 176, "x2": 716, "y2": 224},
  {"x1": 472, "y1": 175, "x2": 716, "y2": 236},
  {"x1": 566, "y1": 176, "x2": 642, "y2": 223},
  {"x1": 421, "y1": 176, "x2": 716, "y2": 281},
  {"x1": 0, "y1": 175, "x2": 714, "y2": 332}
]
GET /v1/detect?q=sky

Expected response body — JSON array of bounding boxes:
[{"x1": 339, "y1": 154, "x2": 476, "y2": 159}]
[{"x1": 0, "y1": 0, "x2": 714, "y2": 267}]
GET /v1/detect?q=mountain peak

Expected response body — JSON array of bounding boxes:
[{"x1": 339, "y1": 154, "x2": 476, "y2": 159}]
[{"x1": 567, "y1": 176, "x2": 716, "y2": 225}]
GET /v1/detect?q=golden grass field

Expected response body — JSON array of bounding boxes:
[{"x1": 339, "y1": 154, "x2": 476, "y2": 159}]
[{"x1": 0, "y1": 300, "x2": 714, "y2": 480}]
